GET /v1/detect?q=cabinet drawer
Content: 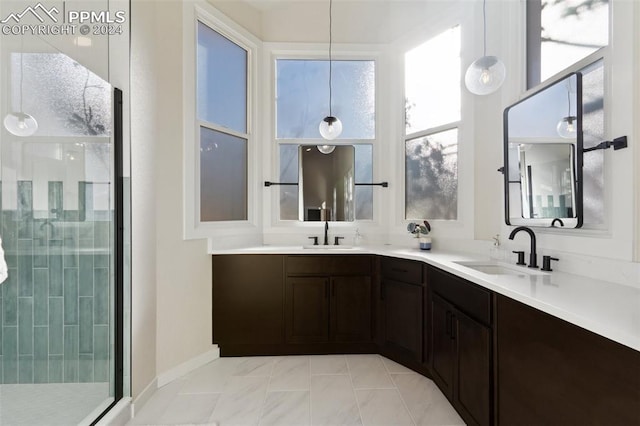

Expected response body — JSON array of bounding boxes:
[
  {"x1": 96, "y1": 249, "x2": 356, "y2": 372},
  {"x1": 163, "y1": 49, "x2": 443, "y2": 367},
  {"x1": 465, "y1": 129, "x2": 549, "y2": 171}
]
[
  {"x1": 381, "y1": 257, "x2": 423, "y2": 285},
  {"x1": 286, "y1": 255, "x2": 372, "y2": 276},
  {"x1": 428, "y1": 266, "x2": 491, "y2": 325}
]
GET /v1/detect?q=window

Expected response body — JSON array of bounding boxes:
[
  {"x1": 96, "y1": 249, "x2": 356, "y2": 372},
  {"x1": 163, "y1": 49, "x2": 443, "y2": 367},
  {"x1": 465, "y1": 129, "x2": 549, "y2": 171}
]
[
  {"x1": 196, "y1": 21, "x2": 248, "y2": 221},
  {"x1": 275, "y1": 59, "x2": 376, "y2": 221},
  {"x1": 404, "y1": 26, "x2": 460, "y2": 220},
  {"x1": 527, "y1": 0, "x2": 609, "y2": 87},
  {"x1": 276, "y1": 59, "x2": 375, "y2": 140}
]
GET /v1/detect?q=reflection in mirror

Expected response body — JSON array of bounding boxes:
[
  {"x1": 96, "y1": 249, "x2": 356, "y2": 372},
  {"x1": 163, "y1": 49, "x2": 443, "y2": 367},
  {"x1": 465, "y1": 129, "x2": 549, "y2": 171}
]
[
  {"x1": 278, "y1": 144, "x2": 372, "y2": 221},
  {"x1": 518, "y1": 144, "x2": 575, "y2": 219},
  {"x1": 504, "y1": 73, "x2": 583, "y2": 228},
  {"x1": 301, "y1": 145, "x2": 355, "y2": 221}
]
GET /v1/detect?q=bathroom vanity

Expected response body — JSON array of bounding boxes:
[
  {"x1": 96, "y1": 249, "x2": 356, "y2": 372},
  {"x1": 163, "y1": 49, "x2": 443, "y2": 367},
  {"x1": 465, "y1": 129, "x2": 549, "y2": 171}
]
[{"x1": 211, "y1": 248, "x2": 640, "y2": 426}]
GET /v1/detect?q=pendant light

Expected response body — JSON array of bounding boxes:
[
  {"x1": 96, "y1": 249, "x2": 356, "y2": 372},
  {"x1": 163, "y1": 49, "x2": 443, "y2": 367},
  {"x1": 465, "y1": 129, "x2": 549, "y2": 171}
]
[
  {"x1": 557, "y1": 86, "x2": 577, "y2": 139},
  {"x1": 464, "y1": 0, "x2": 506, "y2": 96},
  {"x1": 4, "y1": 38, "x2": 38, "y2": 137},
  {"x1": 317, "y1": 144, "x2": 336, "y2": 154},
  {"x1": 318, "y1": 0, "x2": 342, "y2": 142}
]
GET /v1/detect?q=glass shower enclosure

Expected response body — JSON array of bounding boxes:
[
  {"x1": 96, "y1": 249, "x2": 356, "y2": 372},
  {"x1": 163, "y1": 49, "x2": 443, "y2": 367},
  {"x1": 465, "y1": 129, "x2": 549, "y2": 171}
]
[{"x1": 0, "y1": 13, "x2": 125, "y2": 425}]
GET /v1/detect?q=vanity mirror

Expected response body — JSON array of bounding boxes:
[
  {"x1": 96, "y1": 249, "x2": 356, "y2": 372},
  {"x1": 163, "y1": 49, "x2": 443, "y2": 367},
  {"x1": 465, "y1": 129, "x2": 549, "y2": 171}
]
[
  {"x1": 272, "y1": 143, "x2": 375, "y2": 222},
  {"x1": 503, "y1": 73, "x2": 583, "y2": 228},
  {"x1": 301, "y1": 145, "x2": 355, "y2": 221}
]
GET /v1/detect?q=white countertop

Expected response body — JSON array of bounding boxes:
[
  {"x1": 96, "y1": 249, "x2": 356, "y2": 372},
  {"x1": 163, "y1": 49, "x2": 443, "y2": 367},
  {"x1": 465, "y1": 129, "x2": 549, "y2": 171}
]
[{"x1": 210, "y1": 245, "x2": 640, "y2": 352}]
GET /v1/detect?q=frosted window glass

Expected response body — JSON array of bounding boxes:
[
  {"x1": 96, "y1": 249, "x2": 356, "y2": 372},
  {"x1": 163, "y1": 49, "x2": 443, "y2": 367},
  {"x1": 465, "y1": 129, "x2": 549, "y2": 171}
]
[
  {"x1": 405, "y1": 26, "x2": 460, "y2": 135},
  {"x1": 405, "y1": 129, "x2": 458, "y2": 220},
  {"x1": 540, "y1": 0, "x2": 608, "y2": 82},
  {"x1": 200, "y1": 127, "x2": 247, "y2": 221},
  {"x1": 276, "y1": 60, "x2": 375, "y2": 139},
  {"x1": 10, "y1": 53, "x2": 111, "y2": 137},
  {"x1": 580, "y1": 60, "x2": 605, "y2": 225},
  {"x1": 354, "y1": 144, "x2": 373, "y2": 220},
  {"x1": 197, "y1": 22, "x2": 247, "y2": 133},
  {"x1": 279, "y1": 145, "x2": 299, "y2": 220}
]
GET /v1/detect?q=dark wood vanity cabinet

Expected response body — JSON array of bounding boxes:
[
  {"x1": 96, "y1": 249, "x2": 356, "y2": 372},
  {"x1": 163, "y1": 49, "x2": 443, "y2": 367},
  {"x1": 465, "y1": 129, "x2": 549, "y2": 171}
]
[
  {"x1": 428, "y1": 266, "x2": 492, "y2": 426},
  {"x1": 212, "y1": 255, "x2": 285, "y2": 352},
  {"x1": 379, "y1": 257, "x2": 425, "y2": 367},
  {"x1": 285, "y1": 255, "x2": 373, "y2": 346},
  {"x1": 497, "y1": 295, "x2": 640, "y2": 425}
]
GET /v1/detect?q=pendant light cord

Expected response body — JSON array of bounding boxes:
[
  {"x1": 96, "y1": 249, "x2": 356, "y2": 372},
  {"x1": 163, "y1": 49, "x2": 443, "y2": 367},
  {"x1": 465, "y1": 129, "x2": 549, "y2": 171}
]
[
  {"x1": 482, "y1": 0, "x2": 487, "y2": 57},
  {"x1": 19, "y1": 36, "x2": 25, "y2": 112},
  {"x1": 328, "y1": 0, "x2": 333, "y2": 117}
]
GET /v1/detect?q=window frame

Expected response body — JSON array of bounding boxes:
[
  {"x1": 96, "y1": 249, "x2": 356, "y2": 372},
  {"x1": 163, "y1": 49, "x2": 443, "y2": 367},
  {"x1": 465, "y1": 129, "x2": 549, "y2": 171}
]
[
  {"x1": 183, "y1": 2, "x2": 261, "y2": 240},
  {"x1": 402, "y1": 25, "x2": 463, "y2": 224},
  {"x1": 526, "y1": 0, "x2": 610, "y2": 90},
  {"x1": 265, "y1": 44, "x2": 385, "y2": 230}
]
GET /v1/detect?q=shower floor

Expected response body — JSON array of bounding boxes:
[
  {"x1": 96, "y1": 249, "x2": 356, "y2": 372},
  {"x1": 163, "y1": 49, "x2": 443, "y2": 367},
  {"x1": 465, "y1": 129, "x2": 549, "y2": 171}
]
[{"x1": 0, "y1": 382, "x2": 110, "y2": 425}]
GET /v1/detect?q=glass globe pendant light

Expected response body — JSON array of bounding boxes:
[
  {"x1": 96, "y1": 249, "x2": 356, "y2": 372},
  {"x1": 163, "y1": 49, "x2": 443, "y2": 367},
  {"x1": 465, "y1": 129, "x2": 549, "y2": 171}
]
[
  {"x1": 318, "y1": 0, "x2": 342, "y2": 142},
  {"x1": 557, "y1": 85, "x2": 577, "y2": 138},
  {"x1": 4, "y1": 39, "x2": 38, "y2": 137},
  {"x1": 464, "y1": 0, "x2": 506, "y2": 95}
]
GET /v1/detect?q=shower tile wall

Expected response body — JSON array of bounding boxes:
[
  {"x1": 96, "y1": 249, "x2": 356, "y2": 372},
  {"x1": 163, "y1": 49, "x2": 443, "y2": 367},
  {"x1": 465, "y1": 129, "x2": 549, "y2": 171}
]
[{"x1": 0, "y1": 181, "x2": 111, "y2": 384}]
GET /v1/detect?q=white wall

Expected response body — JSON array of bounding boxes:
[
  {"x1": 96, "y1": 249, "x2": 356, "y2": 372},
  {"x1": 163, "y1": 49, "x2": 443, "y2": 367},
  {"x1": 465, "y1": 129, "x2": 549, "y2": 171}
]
[
  {"x1": 131, "y1": 0, "x2": 214, "y2": 399},
  {"x1": 130, "y1": 0, "x2": 158, "y2": 399},
  {"x1": 153, "y1": 0, "x2": 213, "y2": 376}
]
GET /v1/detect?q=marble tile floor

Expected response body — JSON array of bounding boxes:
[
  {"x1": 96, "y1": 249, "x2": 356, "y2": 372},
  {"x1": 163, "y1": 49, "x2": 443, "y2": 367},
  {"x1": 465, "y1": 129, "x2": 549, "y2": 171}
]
[{"x1": 127, "y1": 354, "x2": 465, "y2": 426}]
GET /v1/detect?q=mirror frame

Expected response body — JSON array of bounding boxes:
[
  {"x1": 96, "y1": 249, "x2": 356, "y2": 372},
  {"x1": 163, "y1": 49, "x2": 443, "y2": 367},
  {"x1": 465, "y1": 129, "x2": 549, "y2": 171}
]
[{"x1": 503, "y1": 72, "x2": 583, "y2": 228}]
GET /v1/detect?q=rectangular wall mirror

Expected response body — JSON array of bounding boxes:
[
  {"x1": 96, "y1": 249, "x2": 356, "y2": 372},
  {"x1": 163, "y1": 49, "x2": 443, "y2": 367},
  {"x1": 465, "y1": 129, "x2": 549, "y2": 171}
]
[
  {"x1": 503, "y1": 73, "x2": 583, "y2": 228},
  {"x1": 300, "y1": 145, "x2": 355, "y2": 221}
]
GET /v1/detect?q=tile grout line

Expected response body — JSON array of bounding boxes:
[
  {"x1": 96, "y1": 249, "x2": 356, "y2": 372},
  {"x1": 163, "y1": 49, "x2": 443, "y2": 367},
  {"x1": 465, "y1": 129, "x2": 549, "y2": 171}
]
[
  {"x1": 345, "y1": 354, "x2": 366, "y2": 426},
  {"x1": 387, "y1": 368, "x2": 418, "y2": 426},
  {"x1": 256, "y1": 356, "x2": 277, "y2": 426}
]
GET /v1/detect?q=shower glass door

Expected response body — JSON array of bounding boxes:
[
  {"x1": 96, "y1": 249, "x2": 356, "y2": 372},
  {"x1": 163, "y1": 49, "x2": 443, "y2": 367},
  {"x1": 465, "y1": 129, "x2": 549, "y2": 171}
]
[{"x1": 0, "y1": 17, "x2": 122, "y2": 425}]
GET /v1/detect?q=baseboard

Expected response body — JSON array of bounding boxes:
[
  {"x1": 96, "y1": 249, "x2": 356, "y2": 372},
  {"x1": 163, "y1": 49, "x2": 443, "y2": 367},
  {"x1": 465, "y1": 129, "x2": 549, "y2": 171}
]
[
  {"x1": 157, "y1": 345, "x2": 220, "y2": 387},
  {"x1": 94, "y1": 397, "x2": 132, "y2": 425},
  {"x1": 132, "y1": 376, "x2": 158, "y2": 417}
]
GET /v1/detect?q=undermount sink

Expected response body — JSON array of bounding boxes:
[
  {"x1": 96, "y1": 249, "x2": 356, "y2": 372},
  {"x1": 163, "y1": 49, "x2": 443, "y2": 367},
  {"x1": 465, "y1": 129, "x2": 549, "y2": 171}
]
[
  {"x1": 453, "y1": 260, "x2": 546, "y2": 276},
  {"x1": 302, "y1": 245, "x2": 354, "y2": 249}
]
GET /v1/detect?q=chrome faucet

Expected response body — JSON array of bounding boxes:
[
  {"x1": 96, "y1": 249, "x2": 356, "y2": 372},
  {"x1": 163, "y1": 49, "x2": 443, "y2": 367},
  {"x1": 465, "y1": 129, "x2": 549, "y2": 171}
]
[
  {"x1": 323, "y1": 220, "x2": 329, "y2": 245},
  {"x1": 508, "y1": 226, "x2": 538, "y2": 269}
]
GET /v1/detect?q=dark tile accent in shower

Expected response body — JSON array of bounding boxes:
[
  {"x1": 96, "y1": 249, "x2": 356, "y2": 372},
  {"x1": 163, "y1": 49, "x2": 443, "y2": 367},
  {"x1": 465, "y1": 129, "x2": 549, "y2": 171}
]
[
  {"x1": 17, "y1": 181, "x2": 33, "y2": 240},
  {"x1": 18, "y1": 297, "x2": 33, "y2": 355},
  {"x1": 48, "y1": 297, "x2": 64, "y2": 355},
  {"x1": 3, "y1": 326, "x2": 17, "y2": 383},
  {"x1": 3, "y1": 268, "x2": 18, "y2": 326},
  {"x1": 64, "y1": 325, "x2": 79, "y2": 382},
  {"x1": 79, "y1": 297, "x2": 93, "y2": 353},
  {"x1": 63, "y1": 268, "x2": 79, "y2": 325},
  {"x1": 33, "y1": 269, "x2": 49, "y2": 326},
  {"x1": 18, "y1": 354, "x2": 33, "y2": 383},
  {"x1": 18, "y1": 239, "x2": 33, "y2": 297},
  {"x1": 34, "y1": 326, "x2": 49, "y2": 383},
  {"x1": 49, "y1": 354, "x2": 63, "y2": 382},
  {"x1": 79, "y1": 353, "x2": 94, "y2": 383},
  {"x1": 1, "y1": 180, "x2": 111, "y2": 385}
]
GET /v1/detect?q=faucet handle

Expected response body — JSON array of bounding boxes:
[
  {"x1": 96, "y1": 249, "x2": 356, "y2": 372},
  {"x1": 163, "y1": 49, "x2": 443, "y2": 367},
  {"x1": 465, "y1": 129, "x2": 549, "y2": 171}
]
[
  {"x1": 308, "y1": 236, "x2": 319, "y2": 246},
  {"x1": 334, "y1": 236, "x2": 344, "y2": 246},
  {"x1": 541, "y1": 256, "x2": 559, "y2": 272},
  {"x1": 512, "y1": 251, "x2": 526, "y2": 266}
]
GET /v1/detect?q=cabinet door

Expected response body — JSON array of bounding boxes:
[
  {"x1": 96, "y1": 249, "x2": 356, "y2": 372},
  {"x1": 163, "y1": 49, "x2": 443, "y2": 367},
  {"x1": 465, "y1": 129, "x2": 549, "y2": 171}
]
[
  {"x1": 330, "y1": 276, "x2": 372, "y2": 342},
  {"x1": 497, "y1": 295, "x2": 640, "y2": 425},
  {"x1": 455, "y1": 310, "x2": 491, "y2": 426},
  {"x1": 213, "y1": 255, "x2": 284, "y2": 345},
  {"x1": 285, "y1": 277, "x2": 329, "y2": 343},
  {"x1": 383, "y1": 279, "x2": 423, "y2": 361},
  {"x1": 430, "y1": 293, "x2": 455, "y2": 399}
]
